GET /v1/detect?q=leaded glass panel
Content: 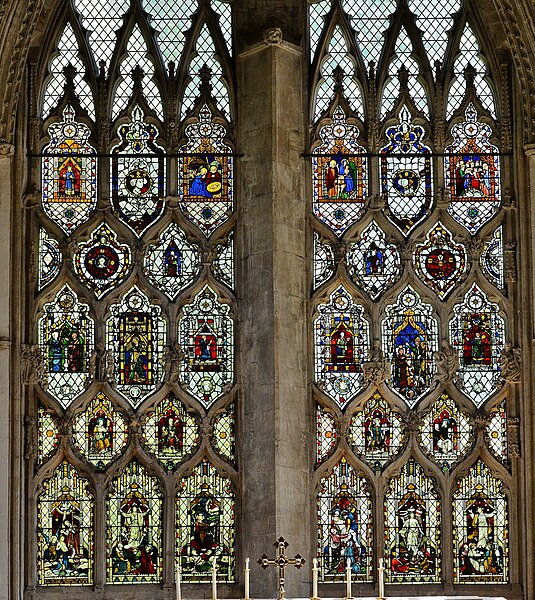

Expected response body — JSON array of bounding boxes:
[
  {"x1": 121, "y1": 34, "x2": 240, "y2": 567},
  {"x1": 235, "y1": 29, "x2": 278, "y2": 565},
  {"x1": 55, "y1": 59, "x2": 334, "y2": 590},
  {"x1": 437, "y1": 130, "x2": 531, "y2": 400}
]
[
  {"x1": 38, "y1": 227, "x2": 62, "y2": 290},
  {"x1": 313, "y1": 232, "x2": 336, "y2": 291},
  {"x1": 212, "y1": 232, "x2": 235, "y2": 290},
  {"x1": 211, "y1": 1, "x2": 233, "y2": 54},
  {"x1": 309, "y1": 0, "x2": 331, "y2": 61},
  {"x1": 37, "y1": 404, "x2": 60, "y2": 466},
  {"x1": 486, "y1": 400, "x2": 508, "y2": 465},
  {"x1": 481, "y1": 226, "x2": 505, "y2": 290},
  {"x1": 316, "y1": 404, "x2": 338, "y2": 465},
  {"x1": 212, "y1": 403, "x2": 236, "y2": 465}
]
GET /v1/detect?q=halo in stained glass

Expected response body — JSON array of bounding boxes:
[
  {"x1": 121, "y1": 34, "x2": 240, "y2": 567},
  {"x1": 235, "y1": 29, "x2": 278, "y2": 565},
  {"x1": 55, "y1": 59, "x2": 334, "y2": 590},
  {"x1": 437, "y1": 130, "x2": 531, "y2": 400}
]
[
  {"x1": 106, "y1": 461, "x2": 163, "y2": 583},
  {"x1": 313, "y1": 232, "x2": 336, "y2": 291},
  {"x1": 381, "y1": 287, "x2": 438, "y2": 407},
  {"x1": 37, "y1": 461, "x2": 93, "y2": 585},
  {"x1": 481, "y1": 226, "x2": 504, "y2": 290},
  {"x1": 178, "y1": 285, "x2": 234, "y2": 408},
  {"x1": 38, "y1": 227, "x2": 62, "y2": 290},
  {"x1": 38, "y1": 284, "x2": 94, "y2": 408},
  {"x1": 212, "y1": 232, "x2": 234, "y2": 290},
  {"x1": 314, "y1": 285, "x2": 370, "y2": 408},
  {"x1": 176, "y1": 459, "x2": 235, "y2": 581},
  {"x1": 140, "y1": 393, "x2": 201, "y2": 472},
  {"x1": 178, "y1": 106, "x2": 233, "y2": 238},
  {"x1": 316, "y1": 404, "x2": 339, "y2": 465},
  {"x1": 346, "y1": 221, "x2": 401, "y2": 300},
  {"x1": 37, "y1": 404, "x2": 60, "y2": 466},
  {"x1": 449, "y1": 284, "x2": 505, "y2": 407},
  {"x1": 312, "y1": 106, "x2": 367, "y2": 237},
  {"x1": 143, "y1": 222, "x2": 201, "y2": 300},
  {"x1": 418, "y1": 393, "x2": 473, "y2": 473},
  {"x1": 111, "y1": 105, "x2": 165, "y2": 237},
  {"x1": 413, "y1": 222, "x2": 467, "y2": 300},
  {"x1": 444, "y1": 104, "x2": 501, "y2": 235},
  {"x1": 348, "y1": 391, "x2": 405, "y2": 472},
  {"x1": 212, "y1": 403, "x2": 236, "y2": 465},
  {"x1": 380, "y1": 107, "x2": 432, "y2": 236},
  {"x1": 317, "y1": 457, "x2": 373, "y2": 582},
  {"x1": 485, "y1": 400, "x2": 508, "y2": 465},
  {"x1": 384, "y1": 459, "x2": 441, "y2": 583},
  {"x1": 73, "y1": 223, "x2": 131, "y2": 298},
  {"x1": 452, "y1": 460, "x2": 508, "y2": 582},
  {"x1": 106, "y1": 286, "x2": 167, "y2": 407},
  {"x1": 71, "y1": 392, "x2": 128, "y2": 471},
  {"x1": 42, "y1": 106, "x2": 97, "y2": 235}
]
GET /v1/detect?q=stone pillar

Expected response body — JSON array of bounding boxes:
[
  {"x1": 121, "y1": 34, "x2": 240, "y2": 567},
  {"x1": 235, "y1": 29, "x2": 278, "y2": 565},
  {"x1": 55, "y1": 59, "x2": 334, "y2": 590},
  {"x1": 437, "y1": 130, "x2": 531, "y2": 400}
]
[{"x1": 236, "y1": 6, "x2": 310, "y2": 598}]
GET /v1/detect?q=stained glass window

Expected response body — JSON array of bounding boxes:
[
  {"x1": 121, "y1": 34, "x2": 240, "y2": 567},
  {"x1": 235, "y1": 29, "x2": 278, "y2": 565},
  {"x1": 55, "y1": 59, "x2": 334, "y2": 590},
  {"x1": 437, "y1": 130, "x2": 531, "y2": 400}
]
[
  {"x1": 177, "y1": 285, "x2": 234, "y2": 408},
  {"x1": 444, "y1": 104, "x2": 501, "y2": 235},
  {"x1": 140, "y1": 393, "x2": 200, "y2": 471},
  {"x1": 176, "y1": 459, "x2": 235, "y2": 581},
  {"x1": 212, "y1": 403, "x2": 236, "y2": 465},
  {"x1": 382, "y1": 287, "x2": 438, "y2": 406},
  {"x1": 71, "y1": 392, "x2": 128, "y2": 470},
  {"x1": 481, "y1": 226, "x2": 505, "y2": 290},
  {"x1": 143, "y1": 222, "x2": 201, "y2": 300},
  {"x1": 346, "y1": 221, "x2": 401, "y2": 300},
  {"x1": 413, "y1": 222, "x2": 467, "y2": 300},
  {"x1": 313, "y1": 232, "x2": 336, "y2": 291},
  {"x1": 111, "y1": 105, "x2": 166, "y2": 237},
  {"x1": 449, "y1": 284, "x2": 505, "y2": 407},
  {"x1": 42, "y1": 106, "x2": 97, "y2": 235},
  {"x1": 106, "y1": 286, "x2": 167, "y2": 407},
  {"x1": 212, "y1": 232, "x2": 235, "y2": 290},
  {"x1": 316, "y1": 404, "x2": 339, "y2": 465},
  {"x1": 38, "y1": 227, "x2": 62, "y2": 290},
  {"x1": 380, "y1": 107, "x2": 432, "y2": 236},
  {"x1": 452, "y1": 460, "x2": 508, "y2": 582},
  {"x1": 178, "y1": 105, "x2": 234, "y2": 238},
  {"x1": 37, "y1": 462, "x2": 94, "y2": 585},
  {"x1": 348, "y1": 392, "x2": 405, "y2": 472},
  {"x1": 312, "y1": 106, "x2": 367, "y2": 237},
  {"x1": 314, "y1": 286, "x2": 370, "y2": 408},
  {"x1": 317, "y1": 457, "x2": 373, "y2": 582},
  {"x1": 309, "y1": 0, "x2": 331, "y2": 61},
  {"x1": 384, "y1": 459, "x2": 441, "y2": 583},
  {"x1": 211, "y1": 1, "x2": 233, "y2": 54},
  {"x1": 37, "y1": 403, "x2": 60, "y2": 466},
  {"x1": 73, "y1": 223, "x2": 131, "y2": 298},
  {"x1": 418, "y1": 393, "x2": 473, "y2": 473},
  {"x1": 39, "y1": 284, "x2": 94, "y2": 407},
  {"x1": 486, "y1": 400, "x2": 508, "y2": 465}
]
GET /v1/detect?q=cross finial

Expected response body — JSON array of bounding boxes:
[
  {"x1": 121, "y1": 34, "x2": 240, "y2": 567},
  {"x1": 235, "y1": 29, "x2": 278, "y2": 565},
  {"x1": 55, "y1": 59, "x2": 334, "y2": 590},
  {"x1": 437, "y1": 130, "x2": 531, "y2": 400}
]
[
  {"x1": 131, "y1": 64, "x2": 145, "y2": 93},
  {"x1": 257, "y1": 537, "x2": 305, "y2": 600}
]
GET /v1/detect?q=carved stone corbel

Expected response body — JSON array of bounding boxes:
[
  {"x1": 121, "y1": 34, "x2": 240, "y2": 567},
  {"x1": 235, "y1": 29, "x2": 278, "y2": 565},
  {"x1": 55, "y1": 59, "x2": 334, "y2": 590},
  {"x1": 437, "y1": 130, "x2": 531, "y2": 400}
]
[{"x1": 263, "y1": 27, "x2": 283, "y2": 46}]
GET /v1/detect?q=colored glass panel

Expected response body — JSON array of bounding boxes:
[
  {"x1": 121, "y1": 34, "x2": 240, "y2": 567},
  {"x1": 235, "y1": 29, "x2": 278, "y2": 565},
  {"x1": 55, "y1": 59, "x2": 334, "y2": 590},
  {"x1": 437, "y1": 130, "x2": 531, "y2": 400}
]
[
  {"x1": 380, "y1": 107, "x2": 432, "y2": 236},
  {"x1": 384, "y1": 459, "x2": 441, "y2": 583},
  {"x1": 453, "y1": 461, "x2": 508, "y2": 582},
  {"x1": 382, "y1": 287, "x2": 438, "y2": 406},
  {"x1": 314, "y1": 286, "x2": 370, "y2": 408},
  {"x1": 313, "y1": 232, "x2": 336, "y2": 291},
  {"x1": 38, "y1": 227, "x2": 62, "y2": 290},
  {"x1": 176, "y1": 459, "x2": 235, "y2": 581},
  {"x1": 486, "y1": 400, "x2": 508, "y2": 465},
  {"x1": 212, "y1": 232, "x2": 235, "y2": 290},
  {"x1": 317, "y1": 457, "x2": 373, "y2": 582},
  {"x1": 178, "y1": 286, "x2": 234, "y2": 408},
  {"x1": 481, "y1": 226, "x2": 505, "y2": 290},
  {"x1": 312, "y1": 106, "x2": 367, "y2": 237},
  {"x1": 316, "y1": 405, "x2": 339, "y2": 465},
  {"x1": 37, "y1": 404, "x2": 60, "y2": 466},
  {"x1": 42, "y1": 106, "x2": 97, "y2": 235},
  {"x1": 212, "y1": 403, "x2": 236, "y2": 465},
  {"x1": 37, "y1": 462, "x2": 93, "y2": 585}
]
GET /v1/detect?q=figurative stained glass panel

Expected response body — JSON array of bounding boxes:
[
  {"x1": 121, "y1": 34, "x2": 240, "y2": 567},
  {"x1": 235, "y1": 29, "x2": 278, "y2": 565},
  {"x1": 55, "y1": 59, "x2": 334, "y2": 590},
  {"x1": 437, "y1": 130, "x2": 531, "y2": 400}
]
[
  {"x1": 37, "y1": 462, "x2": 93, "y2": 585},
  {"x1": 38, "y1": 227, "x2": 62, "y2": 290},
  {"x1": 314, "y1": 286, "x2": 370, "y2": 408},
  {"x1": 485, "y1": 400, "x2": 508, "y2": 465},
  {"x1": 71, "y1": 392, "x2": 128, "y2": 471},
  {"x1": 140, "y1": 393, "x2": 200, "y2": 471},
  {"x1": 317, "y1": 457, "x2": 373, "y2": 582},
  {"x1": 178, "y1": 286, "x2": 234, "y2": 408},
  {"x1": 348, "y1": 391, "x2": 405, "y2": 472},
  {"x1": 211, "y1": 403, "x2": 236, "y2": 465},
  {"x1": 42, "y1": 106, "x2": 97, "y2": 235},
  {"x1": 312, "y1": 106, "x2": 367, "y2": 237},
  {"x1": 313, "y1": 232, "x2": 335, "y2": 291},
  {"x1": 444, "y1": 104, "x2": 501, "y2": 235},
  {"x1": 452, "y1": 460, "x2": 508, "y2": 582},
  {"x1": 316, "y1": 404, "x2": 339, "y2": 465},
  {"x1": 143, "y1": 222, "x2": 201, "y2": 300},
  {"x1": 176, "y1": 459, "x2": 235, "y2": 581},
  {"x1": 449, "y1": 284, "x2": 505, "y2": 407},
  {"x1": 481, "y1": 226, "x2": 505, "y2": 290},
  {"x1": 418, "y1": 393, "x2": 473, "y2": 473},
  {"x1": 37, "y1": 403, "x2": 59, "y2": 466},
  {"x1": 106, "y1": 286, "x2": 166, "y2": 407},
  {"x1": 73, "y1": 223, "x2": 131, "y2": 298},
  {"x1": 413, "y1": 222, "x2": 467, "y2": 300},
  {"x1": 380, "y1": 107, "x2": 432, "y2": 236},
  {"x1": 212, "y1": 232, "x2": 235, "y2": 290},
  {"x1": 178, "y1": 105, "x2": 234, "y2": 238},
  {"x1": 111, "y1": 106, "x2": 165, "y2": 237},
  {"x1": 384, "y1": 459, "x2": 441, "y2": 583},
  {"x1": 107, "y1": 461, "x2": 163, "y2": 584},
  {"x1": 346, "y1": 221, "x2": 401, "y2": 300},
  {"x1": 39, "y1": 284, "x2": 94, "y2": 407},
  {"x1": 382, "y1": 287, "x2": 438, "y2": 407}
]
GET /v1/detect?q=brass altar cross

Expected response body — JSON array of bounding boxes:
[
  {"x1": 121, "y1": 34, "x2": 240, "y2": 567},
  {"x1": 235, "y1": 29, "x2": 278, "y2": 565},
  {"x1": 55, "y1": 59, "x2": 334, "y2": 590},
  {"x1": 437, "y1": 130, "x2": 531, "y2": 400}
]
[{"x1": 257, "y1": 537, "x2": 306, "y2": 600}]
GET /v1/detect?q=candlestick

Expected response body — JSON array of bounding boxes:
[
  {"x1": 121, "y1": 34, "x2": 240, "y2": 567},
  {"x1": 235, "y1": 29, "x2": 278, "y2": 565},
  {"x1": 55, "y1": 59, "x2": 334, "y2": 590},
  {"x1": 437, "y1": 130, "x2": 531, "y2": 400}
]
[
  {"x1": 212, "y1": 557, "x2": 218, "y2": 600},
  {"x1": 176, "y1": 562, "x2": 182, "y2": 600},
  {"x1": 345, "y1": 559, "x2": 352, "y2": 600},
  {"x1": 311, "y1": 557, "x2": 319, "y2": 600},
  {"x1": 244, "y1": 557, "x2": 250, "y2": 600},
  {"x1": 378, "y1": 557, "x2": 385, "y2": 600}
]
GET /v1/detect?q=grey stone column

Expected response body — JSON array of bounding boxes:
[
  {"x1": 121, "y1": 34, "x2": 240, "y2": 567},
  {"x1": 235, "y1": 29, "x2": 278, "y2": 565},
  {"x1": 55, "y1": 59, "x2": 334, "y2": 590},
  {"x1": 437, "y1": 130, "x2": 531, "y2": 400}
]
[{"x1": 236, "y1": 8, "x2": 311, "y2": 598}]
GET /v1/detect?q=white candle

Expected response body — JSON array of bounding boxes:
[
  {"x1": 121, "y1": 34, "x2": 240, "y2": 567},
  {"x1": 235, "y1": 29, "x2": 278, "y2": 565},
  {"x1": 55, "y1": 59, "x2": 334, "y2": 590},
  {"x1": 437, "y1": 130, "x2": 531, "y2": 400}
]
[
  {"x1": 345, "y1": 559, "x2": 352, "y2": 600},
  {"x1": 312, "y1": 557, "x2": 319, "y2": 599},
  {"x1": 212, "y1": 557, "x2": 218, "y2": 600},
  {"x1": 176, "y1": 563, "x2": 182, "y2": 600},
  {"x1": 245, "y1": 557, "x2": 250, "y2": 600},
  {"x1": 378, "y1": 557, "x2": 385, "y2": 599}
]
